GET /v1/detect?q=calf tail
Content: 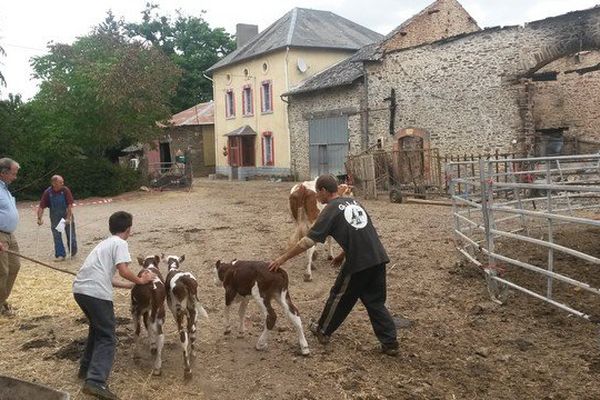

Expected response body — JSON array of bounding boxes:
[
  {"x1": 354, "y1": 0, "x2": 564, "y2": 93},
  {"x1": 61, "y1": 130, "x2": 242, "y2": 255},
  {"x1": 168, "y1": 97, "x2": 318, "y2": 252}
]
[{"x1": 196, "y1": 301, "x2": 209, "y2": 320}]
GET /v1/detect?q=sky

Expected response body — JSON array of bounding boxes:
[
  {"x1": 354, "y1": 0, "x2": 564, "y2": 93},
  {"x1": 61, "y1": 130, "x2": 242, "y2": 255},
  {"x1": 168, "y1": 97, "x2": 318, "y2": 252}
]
[{"x1": 1, "y1": 0, "x2": 599, "y2": 100}]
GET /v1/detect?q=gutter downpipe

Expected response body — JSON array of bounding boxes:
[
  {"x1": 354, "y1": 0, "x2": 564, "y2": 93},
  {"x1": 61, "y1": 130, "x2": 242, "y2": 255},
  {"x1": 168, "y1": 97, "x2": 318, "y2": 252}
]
[
  {"x1": 284, "y1": 45, "x2": 293, "y2": 177},
  {"x1": 362, "y1": 63, "x2": 369, "y2": 152}
]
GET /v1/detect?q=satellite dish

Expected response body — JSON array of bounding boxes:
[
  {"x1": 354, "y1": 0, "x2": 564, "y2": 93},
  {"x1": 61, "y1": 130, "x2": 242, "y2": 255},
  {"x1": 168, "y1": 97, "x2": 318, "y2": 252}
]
[{"x1": 297, "y1": 58, "x2": 308, "y2": 73}]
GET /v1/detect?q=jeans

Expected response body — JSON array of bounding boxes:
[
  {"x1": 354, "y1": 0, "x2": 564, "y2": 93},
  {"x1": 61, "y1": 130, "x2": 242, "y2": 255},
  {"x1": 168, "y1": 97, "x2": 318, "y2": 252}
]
[
  {"x1": 73, "y1": 293, "x2": 116, "y2": 386},
  {"x1": 51, "y1": 220, "x2": 77, "y2": 258}
]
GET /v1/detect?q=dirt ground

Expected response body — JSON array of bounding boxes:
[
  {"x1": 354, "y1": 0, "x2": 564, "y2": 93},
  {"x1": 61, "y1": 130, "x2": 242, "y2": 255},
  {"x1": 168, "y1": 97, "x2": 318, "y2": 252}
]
[{"x1": 1, "y1": 179, "x2": 599, "y2": 400}]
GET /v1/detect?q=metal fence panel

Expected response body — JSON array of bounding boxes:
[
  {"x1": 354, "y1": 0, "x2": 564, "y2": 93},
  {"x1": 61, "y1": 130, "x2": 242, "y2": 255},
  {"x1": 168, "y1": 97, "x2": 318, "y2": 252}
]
[{"x1": 448, "y1": 154, "x2": 600, "y2": 320}]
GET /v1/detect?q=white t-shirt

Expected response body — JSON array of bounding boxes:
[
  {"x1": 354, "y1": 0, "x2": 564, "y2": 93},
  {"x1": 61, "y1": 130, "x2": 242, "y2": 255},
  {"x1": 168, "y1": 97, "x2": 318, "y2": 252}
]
[{"x1": 72, "y1": 235, "x2": 132, "y2": 301}]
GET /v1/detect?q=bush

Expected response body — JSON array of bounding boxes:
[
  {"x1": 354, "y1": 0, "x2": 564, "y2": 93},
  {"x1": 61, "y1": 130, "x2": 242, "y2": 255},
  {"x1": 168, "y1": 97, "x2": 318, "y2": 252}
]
[{"x1": 14, "y1": 157, "x2": 143, "y2": 200}]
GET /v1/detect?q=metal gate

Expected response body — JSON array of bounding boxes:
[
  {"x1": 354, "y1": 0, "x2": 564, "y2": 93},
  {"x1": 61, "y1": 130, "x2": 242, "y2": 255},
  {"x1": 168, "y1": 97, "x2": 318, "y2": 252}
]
[
  {"x1": 448, "y1": 154, "x2": 600, "y2": 319},
  {"x1": 309, "y1": 116, "x2": 349, "y2": 178}
]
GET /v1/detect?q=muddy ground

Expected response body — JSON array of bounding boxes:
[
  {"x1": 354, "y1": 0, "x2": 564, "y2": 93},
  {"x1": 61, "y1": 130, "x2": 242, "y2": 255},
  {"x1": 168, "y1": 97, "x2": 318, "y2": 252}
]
[{"x1": 0, "y1": 179, "x2": 599, "y2": 400}]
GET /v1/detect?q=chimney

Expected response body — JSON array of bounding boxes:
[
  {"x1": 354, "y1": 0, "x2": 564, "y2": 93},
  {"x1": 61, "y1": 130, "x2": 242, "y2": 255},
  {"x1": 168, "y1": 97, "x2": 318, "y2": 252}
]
[{"x1": 236, "y1": 23, "x2": 258, "y2": 49}]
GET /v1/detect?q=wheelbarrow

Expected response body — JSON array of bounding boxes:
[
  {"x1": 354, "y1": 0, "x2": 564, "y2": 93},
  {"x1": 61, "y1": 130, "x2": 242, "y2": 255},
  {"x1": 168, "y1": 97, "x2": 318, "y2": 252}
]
[{"x1": 0, "y1": 375, "x2": 70, "y2": 400}]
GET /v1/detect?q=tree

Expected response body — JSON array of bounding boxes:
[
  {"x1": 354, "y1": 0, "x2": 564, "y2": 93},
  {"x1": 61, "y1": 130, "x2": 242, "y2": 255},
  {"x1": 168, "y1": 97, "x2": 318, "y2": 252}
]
[
  {"x1": 126, "y1": 4, "x2": 235, "y2": 111},
  {"x1": 31, "y1": 28, "x2": 181, "y2": 159}
]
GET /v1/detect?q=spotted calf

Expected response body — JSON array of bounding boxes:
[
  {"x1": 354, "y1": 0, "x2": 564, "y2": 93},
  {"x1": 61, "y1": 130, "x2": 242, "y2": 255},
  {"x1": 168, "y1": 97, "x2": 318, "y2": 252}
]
[
  {"x1": 164, "y1": 254, "x2": 208, "y2": 379},
  {"x1": 214, "y1": 259, "x2": 310, "y2": 356},
  {"x1": 131, "y1": 255, "x2": 166, "y2": 376}
]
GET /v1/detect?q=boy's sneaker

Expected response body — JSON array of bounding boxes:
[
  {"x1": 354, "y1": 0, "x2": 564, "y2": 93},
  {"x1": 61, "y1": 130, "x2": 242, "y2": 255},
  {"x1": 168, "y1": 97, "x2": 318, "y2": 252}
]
[
  {"x1": 309, "y1": 320, "x2": 330, "y2": 345},
  {"x1": 82, "y1": 382, "x2": 119, "y2": 400},
  {"x1": 55, "y1": 256, "x2": 65, "y2": 262},
  {"x1": 381, "y1": 342, "x2": 399, "y2": 357}
]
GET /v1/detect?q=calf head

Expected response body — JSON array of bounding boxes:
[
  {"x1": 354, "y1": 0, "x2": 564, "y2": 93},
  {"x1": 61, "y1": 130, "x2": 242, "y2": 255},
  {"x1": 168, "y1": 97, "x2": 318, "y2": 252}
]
[
  {"x1": 214, "y1": 259, "x2": 236, "y2": 286},
  {"x1": 137, "y1": 254, "x2": 161, "y2": 269},
  {"x1": 163, "y1": 254, "x2": 186, "y2": 271},
  {"x1": 337, "y1": 184, "x2": 354, "y2": 197}
]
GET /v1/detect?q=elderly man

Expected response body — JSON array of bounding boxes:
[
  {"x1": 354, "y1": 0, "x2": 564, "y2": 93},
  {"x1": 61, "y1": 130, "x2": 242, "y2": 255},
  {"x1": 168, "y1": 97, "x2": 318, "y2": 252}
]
[
  {"x1": 37, "y1": 175, "x2": 78, "y2": 261},
  {"x1": 0, "y1": 158, "x2": 21, "y2": 316}
]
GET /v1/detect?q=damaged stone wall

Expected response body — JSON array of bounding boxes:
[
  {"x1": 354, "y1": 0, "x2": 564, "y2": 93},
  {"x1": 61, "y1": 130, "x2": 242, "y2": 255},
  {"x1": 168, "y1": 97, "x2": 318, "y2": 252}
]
[
  {"x1": 382, "y1": 0, "x2": 479, "y2": 52},
  {"x1": 288, "y1": 84, "x2": 364, "y2": 180},
  {"x1": 532, "y1": 50, "x2": 600, "y2": 142},
  {"x1": 367, "y1": 8, "x2": 600, "y2": 156}
]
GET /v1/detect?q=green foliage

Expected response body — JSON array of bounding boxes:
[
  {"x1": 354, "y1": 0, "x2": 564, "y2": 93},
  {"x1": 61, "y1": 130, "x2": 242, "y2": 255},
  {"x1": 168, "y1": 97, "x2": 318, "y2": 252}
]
[
  {"x1": 1, "y1": 6, "x2": 233, "y2": 200},
  {"x1": 125, "y1": 4, "x2": 235, "y2": 111},
  {"x1": 31, "y1": 27, "x2": 181, "y2": 159},
  {"x1": 58, "y1": 157, "x2": 143, "y2": 199}
]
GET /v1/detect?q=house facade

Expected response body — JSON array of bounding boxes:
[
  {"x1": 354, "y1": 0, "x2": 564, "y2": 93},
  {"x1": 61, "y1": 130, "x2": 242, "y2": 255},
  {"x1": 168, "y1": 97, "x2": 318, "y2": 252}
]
[{"x1": 207, "y1": 8, "x2": 382, "y2": 180}]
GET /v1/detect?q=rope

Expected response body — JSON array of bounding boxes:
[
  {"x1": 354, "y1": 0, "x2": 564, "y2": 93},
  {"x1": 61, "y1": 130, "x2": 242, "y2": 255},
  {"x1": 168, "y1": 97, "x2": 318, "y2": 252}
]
[{"x1": 5, "y1": 249, "x2": 76, "y2": 276}]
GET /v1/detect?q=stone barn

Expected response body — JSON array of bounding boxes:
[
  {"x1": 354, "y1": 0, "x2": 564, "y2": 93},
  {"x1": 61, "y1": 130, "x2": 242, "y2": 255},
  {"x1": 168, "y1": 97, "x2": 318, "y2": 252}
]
[
  {"x1": 285, "y1": 0, "x2": 600, "y2": 180},
  {"x1": 160, "y1": 101, "x2": 216, "y2": 177},
  {"x1": 285, "y1": 0, "x2": 480, "y2": 180}
]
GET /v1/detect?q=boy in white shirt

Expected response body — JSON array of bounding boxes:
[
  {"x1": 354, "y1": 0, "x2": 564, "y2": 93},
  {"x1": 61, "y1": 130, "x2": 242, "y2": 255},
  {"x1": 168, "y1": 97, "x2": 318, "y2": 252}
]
[{"x1": 73, "y1": 211, "x2": 154, "y2": 400}]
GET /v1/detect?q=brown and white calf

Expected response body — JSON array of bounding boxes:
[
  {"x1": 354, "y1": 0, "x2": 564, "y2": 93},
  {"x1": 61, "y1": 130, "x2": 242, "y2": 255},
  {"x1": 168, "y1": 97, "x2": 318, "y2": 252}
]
[
  {"x1": 289, "y1": 180, "x2": 353, "y2": 281},
  {"x1": 164, "y1": 254, "x2": 208, "y2": 379},
  {"x1": 214, "y1": 259, "x2": 310, "y2": 356},
  {"x1": 131, "y1": 255, "x2": 166, "y2": 376}
]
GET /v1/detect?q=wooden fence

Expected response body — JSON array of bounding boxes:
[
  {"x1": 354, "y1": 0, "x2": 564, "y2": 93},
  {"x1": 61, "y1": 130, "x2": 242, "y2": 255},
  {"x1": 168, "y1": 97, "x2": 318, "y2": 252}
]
[{"x1": 346, "y1": 149, "x2": 525, "y2": 199}]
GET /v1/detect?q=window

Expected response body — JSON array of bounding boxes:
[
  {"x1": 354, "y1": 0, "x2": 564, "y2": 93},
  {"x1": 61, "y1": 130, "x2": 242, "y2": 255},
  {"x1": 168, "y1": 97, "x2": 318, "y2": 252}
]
[
  {"x1": 261, "y1": 80, "x2": 273, "y2": 113},
  {"x1": 225, "y1": 89, "x2": 235, "y2": 118},
  {"x1": 242, "y1": 85, "x2": 253, "y2": 116},
  {"x1": 262, "y1": 132, "x2": 274, "y2": 166}
]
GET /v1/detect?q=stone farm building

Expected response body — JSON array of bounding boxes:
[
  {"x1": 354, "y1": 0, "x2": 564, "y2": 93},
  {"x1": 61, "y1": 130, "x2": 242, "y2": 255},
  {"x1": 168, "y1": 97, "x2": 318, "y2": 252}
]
[{"x1": 284, "y1": 0, "x2": 600, "y2": 180}]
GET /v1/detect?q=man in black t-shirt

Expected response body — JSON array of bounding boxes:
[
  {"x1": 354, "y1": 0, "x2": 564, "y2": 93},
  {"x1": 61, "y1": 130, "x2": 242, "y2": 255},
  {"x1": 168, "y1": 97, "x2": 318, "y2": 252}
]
[{"x1": 269, "y1": 174, "x2": 399, "y2": 356}]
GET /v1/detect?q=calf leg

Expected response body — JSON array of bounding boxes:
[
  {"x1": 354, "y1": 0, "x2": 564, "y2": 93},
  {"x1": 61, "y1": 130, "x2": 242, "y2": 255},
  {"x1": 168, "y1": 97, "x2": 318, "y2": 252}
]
[
  {"x1": 176, "y1": 310, "x2": 192, "y2": 378},
  {"x1": 252, "y1": 285, "x2": 276, "y2": 351},
  {"x1": 278, "y1": 290, "x2": 310, "y2": 356},
  {"x1": 304, "y1": 246, "x2": 315, "y2": 282},
  {"x1": 237, "y1": 297, "x2": 250, "y2": 338},
  {"x1": 132, "y1": 310, "x2": 142, "y2": 360},
  {"x1": 325, "y1": 236, "x2": 334, "y2": 260},
  {"x1": 151, "y1": 318, "x2": 164, "y2": 376},
  {"x1": 224, "y1": 290, "x2": 236, "y2": 335},
  {"x1": 187, "y1": 305, "x2": 198, "y2": 356}
]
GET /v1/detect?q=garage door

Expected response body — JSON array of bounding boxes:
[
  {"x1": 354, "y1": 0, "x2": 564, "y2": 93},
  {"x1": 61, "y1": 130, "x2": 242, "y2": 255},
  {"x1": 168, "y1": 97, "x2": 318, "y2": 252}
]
[{"x1": 308, "y1": 116, "x2": 349, "y2": 178}]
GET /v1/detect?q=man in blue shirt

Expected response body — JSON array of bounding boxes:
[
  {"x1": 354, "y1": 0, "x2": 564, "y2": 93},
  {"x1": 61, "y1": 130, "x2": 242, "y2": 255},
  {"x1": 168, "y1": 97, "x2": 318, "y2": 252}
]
[{"x1": 0, "y1": 158, "x2": 21, "y2": 317}]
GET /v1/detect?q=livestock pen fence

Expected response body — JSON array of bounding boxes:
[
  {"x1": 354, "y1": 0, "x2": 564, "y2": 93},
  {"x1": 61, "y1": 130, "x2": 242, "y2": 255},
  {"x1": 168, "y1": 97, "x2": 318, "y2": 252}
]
[
  {"x1": 345, "y1": 148, "x2": 520, "y2": 200},
  {"x1": 448, "y1": 154, "x2": 600, "y2": 320}
]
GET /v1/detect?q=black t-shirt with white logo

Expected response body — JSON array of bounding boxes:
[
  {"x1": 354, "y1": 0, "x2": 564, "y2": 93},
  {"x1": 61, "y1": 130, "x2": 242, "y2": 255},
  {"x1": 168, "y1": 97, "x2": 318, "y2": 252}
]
[{"x1": 307, "y1": 197, "x2": 389, "y2": 274}]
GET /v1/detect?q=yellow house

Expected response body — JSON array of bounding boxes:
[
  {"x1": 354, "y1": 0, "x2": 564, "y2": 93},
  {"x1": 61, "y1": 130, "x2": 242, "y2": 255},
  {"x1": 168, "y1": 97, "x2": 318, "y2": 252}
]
[{"x1": 206, "y1": 8, "x2": 382, "y2": 180}]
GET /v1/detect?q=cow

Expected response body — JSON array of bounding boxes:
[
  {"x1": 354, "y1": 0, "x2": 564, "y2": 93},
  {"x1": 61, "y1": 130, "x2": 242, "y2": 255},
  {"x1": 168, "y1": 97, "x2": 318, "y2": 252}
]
[
  {"x1": 131, "y1": 254, "x2": 166, "y2": 376},
  {"x1": 163, "y1": 254, "x2": 208, "y2": 379},
  {"x1": 214, "y1": 259, "x2": 310, "y2": 356},
  {"x1": 289, "y1": 179, "x2": 353, "y2": 281}
]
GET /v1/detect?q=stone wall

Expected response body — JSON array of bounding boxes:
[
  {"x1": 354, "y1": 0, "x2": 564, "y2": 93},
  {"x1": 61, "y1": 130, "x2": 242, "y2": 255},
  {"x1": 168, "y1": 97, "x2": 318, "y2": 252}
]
[
  {"x1": 367, "y1": 8, "x2": 600, "y2": 156},
  {"x1": 165, "y1": 125, "x2": 215, "y2": 177},
  {"x1": 288, "y1": 84, "x2": 364, "y2": 180},
  {"x1": 382, "y1": 0, "x2": 479, "y2": 52},
  {"x1": 532, "y1": 50, "x2": 600, "y2": 142}
]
